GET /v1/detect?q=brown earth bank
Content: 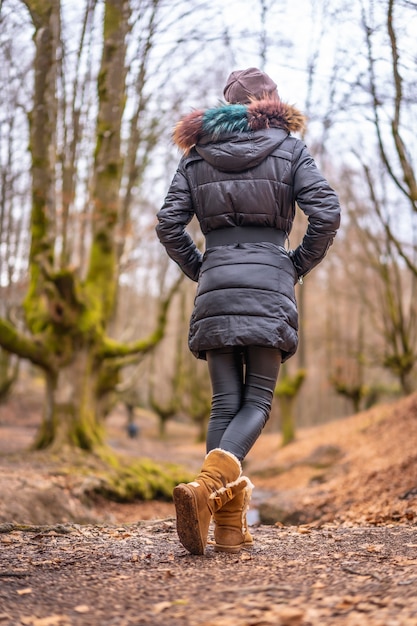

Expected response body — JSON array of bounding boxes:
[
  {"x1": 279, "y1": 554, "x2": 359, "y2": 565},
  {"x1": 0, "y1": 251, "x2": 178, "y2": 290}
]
[{"x1": 0, "y1": 391, "x2": 416, "y2": 625}]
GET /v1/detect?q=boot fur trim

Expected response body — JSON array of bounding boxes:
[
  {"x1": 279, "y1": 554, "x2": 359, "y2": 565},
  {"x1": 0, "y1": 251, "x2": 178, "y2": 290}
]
[
  {"x1": 205, "y1": 448, "x2": 243, "y2": 499},
  {"x1": 206, "y1": 448, "x2": 242, "y2": 471},
  {"x1": 208, "y1": 474, "x2": 247, "y2": 500},
  {"x1": 240, "y1": 476, "x2": 254, "y2": 534},
  {"x1": 243, "y1": 476, "x2": 255, "y2": 491}
]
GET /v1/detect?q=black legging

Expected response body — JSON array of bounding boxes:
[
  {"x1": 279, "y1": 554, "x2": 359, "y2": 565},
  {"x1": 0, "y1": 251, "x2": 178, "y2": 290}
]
[{"x1": 206, "y1": 346, "x2": 282, "y2": 461}]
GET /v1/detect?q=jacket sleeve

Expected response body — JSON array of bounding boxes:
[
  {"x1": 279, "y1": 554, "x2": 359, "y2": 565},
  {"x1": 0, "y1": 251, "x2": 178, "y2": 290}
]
[
  {"x1": 290, "y1": 143, "x2": 341, "y2": 280},
  {"x1": 156, "y1": 160, "x2": 203, "y2": 282}
]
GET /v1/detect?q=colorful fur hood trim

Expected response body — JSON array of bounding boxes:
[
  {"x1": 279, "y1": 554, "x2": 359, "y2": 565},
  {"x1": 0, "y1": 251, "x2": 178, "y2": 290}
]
[{"x1": 173, "y1": 98, "x2": 306, "y2": 153}]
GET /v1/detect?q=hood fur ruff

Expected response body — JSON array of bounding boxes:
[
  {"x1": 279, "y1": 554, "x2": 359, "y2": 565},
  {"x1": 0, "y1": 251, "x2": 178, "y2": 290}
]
[{"x1": 173, "y1": 98, "x2": 306, "y2": 154}]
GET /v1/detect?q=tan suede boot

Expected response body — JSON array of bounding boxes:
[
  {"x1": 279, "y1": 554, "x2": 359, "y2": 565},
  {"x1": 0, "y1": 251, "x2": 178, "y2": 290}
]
[
  {"x1": 173, "y1": 448, "x2": 243, "y2": 555},
  {"x1": 213, "y1": 476, "x2": 254, "y2": 553}
]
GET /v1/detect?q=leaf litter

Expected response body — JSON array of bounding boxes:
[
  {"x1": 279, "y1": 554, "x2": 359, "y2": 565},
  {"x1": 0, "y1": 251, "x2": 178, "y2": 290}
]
[{"x1": 0, "y1": 393, "x2": 416, "y2": 624}]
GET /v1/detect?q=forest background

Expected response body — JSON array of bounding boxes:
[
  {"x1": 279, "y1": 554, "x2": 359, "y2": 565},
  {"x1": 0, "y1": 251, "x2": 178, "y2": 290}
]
[{"x1": 0, "y1": 0, "x2": 416, "y2": 481}]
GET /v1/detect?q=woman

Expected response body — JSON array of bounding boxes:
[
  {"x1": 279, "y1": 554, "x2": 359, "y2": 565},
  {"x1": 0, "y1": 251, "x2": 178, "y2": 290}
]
[{"x1": 156, "y1": 67, "x2": 341, "y2": 555}]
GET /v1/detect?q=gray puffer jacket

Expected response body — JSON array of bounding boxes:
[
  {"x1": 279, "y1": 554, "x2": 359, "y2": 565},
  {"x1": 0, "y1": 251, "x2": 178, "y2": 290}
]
[{"x1": 156, "y1": 98, "x2": 341, "y2": 361}]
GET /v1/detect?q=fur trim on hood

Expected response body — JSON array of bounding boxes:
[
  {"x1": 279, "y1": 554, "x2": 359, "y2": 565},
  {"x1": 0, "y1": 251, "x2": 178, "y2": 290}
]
[{"x1": 173, "y1": 98, "x2": 306, "y2": 154}]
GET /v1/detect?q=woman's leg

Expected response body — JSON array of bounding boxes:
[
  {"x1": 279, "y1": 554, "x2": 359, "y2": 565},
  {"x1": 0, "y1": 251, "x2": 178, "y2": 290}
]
[
  {"x1": 206, "y1": 347, "x2": 244, "y2": 453},
  {"x1": 201, "y1": 345, "x2": 281, "y2": 555},
  {"x1": 218, "y1": 346, "x2": 281, "y2": 460}
]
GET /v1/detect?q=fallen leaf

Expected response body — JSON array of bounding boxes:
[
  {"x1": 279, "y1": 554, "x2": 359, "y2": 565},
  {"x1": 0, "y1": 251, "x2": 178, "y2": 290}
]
[
  {"x1": 394, "y1": 558, "x2": 417, "y2": 566},
  {"x1": 312, "y1": 581, "x2": 326, "y2": 589},
  {"x1": 356, "y1": 602, "x2": 376, "y2": 612},
  {"x1": 360, "y1": 543, "x2": 384, "y2": 553},
  {"x1": 274, "y1": 606, "x2": 305, "y2": 626},
  {"x1": 172, "y1": 599, "x2": 188, "y2": 605},
  {"x1": 74, "y1": 605, "x2": 89, "y2": 614},
  {"x1": 153, "y1": 601, "x2": 172, "y2": 614},
  {"x1": 17, "y1": 588, "x2": 32, "y2": 595},
  {"x1": 33, "y1": 616, "x2": 70, "y2": 626}
]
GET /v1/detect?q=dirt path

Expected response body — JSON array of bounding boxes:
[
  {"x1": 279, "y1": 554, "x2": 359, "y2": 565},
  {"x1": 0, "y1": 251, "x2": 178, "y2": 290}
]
[
  {"x1": 1, "y1": 520, "x2": 417, "y2": 626},
  {"x1": 1, "y1": 392, "x2": 417, "y2": 624}
]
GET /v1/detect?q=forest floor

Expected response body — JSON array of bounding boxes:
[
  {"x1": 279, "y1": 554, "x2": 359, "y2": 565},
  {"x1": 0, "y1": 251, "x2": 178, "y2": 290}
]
[{"x1": 0, "y1": 389, "x2": 416, "y2": 625}]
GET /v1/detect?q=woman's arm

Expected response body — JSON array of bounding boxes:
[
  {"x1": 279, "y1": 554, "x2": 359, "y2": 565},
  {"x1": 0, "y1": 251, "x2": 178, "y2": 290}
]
[
  {"x1": 290, "y1": 144, "x2": 341, "y2": 280},
  {"x1": 156, "y1": 161, "x2": 203, "y2": 282}
]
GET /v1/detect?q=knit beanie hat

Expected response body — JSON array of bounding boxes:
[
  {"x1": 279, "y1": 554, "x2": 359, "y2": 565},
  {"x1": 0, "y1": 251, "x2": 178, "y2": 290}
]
[{"x1": 223, "y1": 67, "x2": 278, "y2": 104}]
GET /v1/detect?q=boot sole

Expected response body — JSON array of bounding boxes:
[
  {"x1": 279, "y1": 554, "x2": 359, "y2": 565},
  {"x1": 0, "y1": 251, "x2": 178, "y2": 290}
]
[
  {"x1": 214, "y1": 540, "x2": 253, "y2": 554},
  {"x1": 173, "y1": 484, "x2": 206, "y2": 555},
  {"x1": 214, "y1": 542, "x2": 244, "y2": 554}
]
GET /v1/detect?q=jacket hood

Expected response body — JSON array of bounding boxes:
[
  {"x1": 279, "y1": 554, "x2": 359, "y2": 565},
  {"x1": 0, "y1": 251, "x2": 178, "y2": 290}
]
[
  {"x1": 173, "y1": 98, "x2": 306, "y2": 173},
  {"x1": 195, "y1": 129, "x2": 288, "y2": 172}
]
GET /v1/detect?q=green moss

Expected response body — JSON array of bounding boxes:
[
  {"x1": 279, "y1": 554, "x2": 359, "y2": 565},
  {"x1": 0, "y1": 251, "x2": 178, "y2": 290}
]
[
  {"x1": 275, "y1": 369, "x2": 307, "y2": 398},
  {"x1": 105, "y1": 162, "x2": 119, "y2": 178},
  {"x1": 84, "y1": 238, "x2": 117, "y2": 322},
  {"x1": 103, "y1": 1, "x2": 123, "y2": 40},
  {"x1": 32, "y1": 413, "x2": 58, "y2": 450},
  {"x1": 87, "y1": 457, "x2": 192, "y2": 502},
  {"x1": 33, "y1": 390, "x2": 107, "y2": 452},
  {"x1": 18, "y1": 447, "x2": 191, "y2": 505},
  {"x1": 24, "y1": 281, "x2": 50, "y2": 334},
  {"x1": 72, "y1": 420, "x2": 104, "y2": 451}
]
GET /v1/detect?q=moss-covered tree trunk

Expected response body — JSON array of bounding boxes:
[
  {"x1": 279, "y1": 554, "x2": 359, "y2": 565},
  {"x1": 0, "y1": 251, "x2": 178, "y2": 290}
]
[
  {"x1": 0, "y1": 0, "x2": 178, "y2": 453},
  {"x1": 34, "y1": 350, "x2": 104, "y2": 451},
  {"x1": 21, "y1": 0, "x2": 129, "y2": 451},
  {"x1": 279, "y1": 395, "x2": 296, "y2": 446},
  {"x1": 23, "y1": 0, "x2": 59, "y2": 331},
  {"x1": 274, "y1": 366, "x2": 306, "y2": 446}
]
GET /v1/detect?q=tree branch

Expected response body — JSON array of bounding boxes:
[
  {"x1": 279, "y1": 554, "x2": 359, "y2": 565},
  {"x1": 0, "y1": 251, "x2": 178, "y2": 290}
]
[
  {"x1": 352, "y1": 150, "x2": 417, "y2": 278},
  {"x1": 362, "y1": 5, "x2": 411, "y2": 201},
  {"x1": 387, "y1": 0, "x2": 417, "y2": 205},
  {"x1": 99, "y1": 273, "x2": 184, "y2": 359},
  {"x1": 0, "y1": 318, "x2": 51, "y2": 370}
]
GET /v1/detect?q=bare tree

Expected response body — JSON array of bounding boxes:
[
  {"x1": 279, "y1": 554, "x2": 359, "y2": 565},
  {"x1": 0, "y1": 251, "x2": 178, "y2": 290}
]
[
  {"x1": 0, "y1": 4, "x2": 32, "y2": 400},
  {"x1": 337, "y1": 0, "x2": 417, "y2": 392},
  {"x1": 361, "y1": 0, "x2": 417, "y2": 275},
  {"x1": 0, "y1": 0, "x2": 178, "y2": 451},
  {"x1": 347, "y1": 176, "x2": 416, "y2": 394}
]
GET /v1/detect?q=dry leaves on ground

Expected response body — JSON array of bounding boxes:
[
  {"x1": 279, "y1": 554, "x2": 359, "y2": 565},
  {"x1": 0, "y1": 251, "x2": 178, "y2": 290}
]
[{"x1": 1, "y1": 521, "x2": 417, "y2": 625}]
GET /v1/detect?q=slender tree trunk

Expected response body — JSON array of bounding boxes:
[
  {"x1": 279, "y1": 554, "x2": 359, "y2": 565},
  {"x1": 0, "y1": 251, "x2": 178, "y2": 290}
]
[
  {"x1": 23, "y1": 0, "x2": 59, "y2": 332},
  {"x1": 85, "y1": 0, "x2": 130, "y2": 322},
  {"x1": 280, "y1": 395, "x2": 296, "y2": 446},
  {"x1": 275, "y1": 366, "x2": 306, "y2": 446}
]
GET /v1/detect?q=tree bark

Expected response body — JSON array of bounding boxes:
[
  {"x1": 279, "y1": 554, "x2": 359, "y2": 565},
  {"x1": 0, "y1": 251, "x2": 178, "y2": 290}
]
[
  {"x1": 0, "y1": 0, "x2": 175, "y2": 452},
  {"x1": 85, "y1": 0, "x2": 130, "y2": 323},
  {"x1": 34, "y1": 350, "x2": 104, "y2": 450},
  {"x1": 23, "y1": 0, "x2": 59, "y2": 333},
  {"x1": 275, "y1": 367, "x2": 306, "y2": 446}
]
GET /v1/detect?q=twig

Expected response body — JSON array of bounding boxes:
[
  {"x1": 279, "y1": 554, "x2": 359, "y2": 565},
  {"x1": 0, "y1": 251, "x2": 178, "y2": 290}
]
[
  {"x1": 0, "y1": 523, "x2": 74, "y2": 535},
  {"x1": 342, "y1": 566, "x2": 385, "y2": 581}
]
